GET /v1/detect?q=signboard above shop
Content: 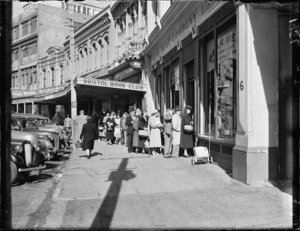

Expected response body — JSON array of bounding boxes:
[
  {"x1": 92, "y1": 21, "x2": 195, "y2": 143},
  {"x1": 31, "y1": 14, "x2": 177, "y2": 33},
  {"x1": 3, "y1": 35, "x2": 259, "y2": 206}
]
[
  {"x1": 76, "y1": 77, "x2": 146, "y2": 92},
  {"x1": 12, "y1": 90, "x2": 37, "y2": 98}
]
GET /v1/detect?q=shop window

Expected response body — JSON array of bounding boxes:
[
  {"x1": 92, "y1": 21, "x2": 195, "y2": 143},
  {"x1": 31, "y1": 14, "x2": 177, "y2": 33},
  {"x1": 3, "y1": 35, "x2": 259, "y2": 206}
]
[
  {"x1": 216, "y1": 25, "x2": 236, "y2": 138},
  {"x1": 185, "y1": 60, "x2": 194, "y2": 108},
  {"x1": 171, "y1": 59, "x2": 180, "y2": 109},
  {"x1": 203, "y1": 24, "x2": 236, "y2": 139}
]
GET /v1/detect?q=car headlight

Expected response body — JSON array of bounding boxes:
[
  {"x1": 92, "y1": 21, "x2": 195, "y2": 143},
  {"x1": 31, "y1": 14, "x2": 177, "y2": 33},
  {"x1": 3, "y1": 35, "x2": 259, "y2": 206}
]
[{"x1": 15, "y1": 144, "x2": 23, "y2": 153}]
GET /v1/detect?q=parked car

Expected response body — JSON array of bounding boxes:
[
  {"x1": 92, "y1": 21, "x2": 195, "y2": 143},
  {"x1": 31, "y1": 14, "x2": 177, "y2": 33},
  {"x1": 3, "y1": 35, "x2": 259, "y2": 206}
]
[
  {"x1": 11, "y1": 131, "x2": 47, "y2": 184},
  {"x1": 11, "y1": 113, "x2": 66, "y2": 158}
]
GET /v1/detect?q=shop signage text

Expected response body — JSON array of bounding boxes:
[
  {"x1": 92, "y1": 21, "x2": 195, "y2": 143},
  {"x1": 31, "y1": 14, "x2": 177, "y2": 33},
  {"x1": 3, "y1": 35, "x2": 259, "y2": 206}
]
[
  {"x1": 78, "y1": 78, "x2": 146, "y2": 92},
  {"x1": 12, "y1": 90, "x2": 37, "y2": 98},
  {"x1": 151, "y1": 1, "x2": 217, "y2": 65}
]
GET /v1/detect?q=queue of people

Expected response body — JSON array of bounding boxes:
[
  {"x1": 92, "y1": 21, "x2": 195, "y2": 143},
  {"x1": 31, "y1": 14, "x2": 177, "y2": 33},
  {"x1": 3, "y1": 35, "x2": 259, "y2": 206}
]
[{"x1": 57, "y1": 105, "x2": 195, "y2": 159}]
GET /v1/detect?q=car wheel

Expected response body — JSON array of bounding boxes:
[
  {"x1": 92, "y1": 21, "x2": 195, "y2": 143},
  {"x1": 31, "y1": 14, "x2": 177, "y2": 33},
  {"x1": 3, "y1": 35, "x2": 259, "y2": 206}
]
[{"x1": 11, "y1": 161, "x2": 18, "y2": 184}]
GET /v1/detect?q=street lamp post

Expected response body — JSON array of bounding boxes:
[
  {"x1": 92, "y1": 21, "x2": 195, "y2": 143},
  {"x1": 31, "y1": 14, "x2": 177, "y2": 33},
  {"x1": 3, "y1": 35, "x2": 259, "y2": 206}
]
[{"x1": 68, "y1": 1, "x2": 78, "y2": 143}]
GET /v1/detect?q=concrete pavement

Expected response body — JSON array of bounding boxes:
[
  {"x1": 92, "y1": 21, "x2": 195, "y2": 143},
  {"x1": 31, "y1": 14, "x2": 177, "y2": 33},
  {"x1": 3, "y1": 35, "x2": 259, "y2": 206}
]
[{"x1": 43, "y1": 139, "x2": 292, "y2": 229}]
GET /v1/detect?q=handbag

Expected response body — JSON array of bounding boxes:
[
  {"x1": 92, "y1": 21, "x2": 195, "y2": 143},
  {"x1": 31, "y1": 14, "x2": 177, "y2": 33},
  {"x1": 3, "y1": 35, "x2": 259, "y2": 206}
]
[
  {"x1": 184, "y1": 123, "x2": 194, "y2": 132},
  {"x1": 138, "y1": 130, "x2": 149, "y2": 137}
]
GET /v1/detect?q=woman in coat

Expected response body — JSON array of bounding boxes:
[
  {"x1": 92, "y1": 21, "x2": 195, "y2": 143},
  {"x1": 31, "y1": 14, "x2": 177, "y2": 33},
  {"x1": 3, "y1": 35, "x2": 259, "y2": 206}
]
[
  {"x1": 106, "y1": 112, "x2": 116, "y2": 145},
  {"x1": 132, "y1": 108, "x2": 141, "y2": 153},
  {"x1": 171, "y1": 106, "x2": 182, "y2": 157},
  {"x1": 80, "y1": 115, "x2": 98, "y2": 159},
  {"x1": 163, "y1": 108, "x2": 173, "y2": 158},
  {"x1": 179, "y1": 105, "x2": 195, "y2": 157},
  {"x1": 138, "y1": 109, "x2": 149, "y2": 154},
  {"x1": 148, "y1": 109, "x2": 163, "y2": 155}
]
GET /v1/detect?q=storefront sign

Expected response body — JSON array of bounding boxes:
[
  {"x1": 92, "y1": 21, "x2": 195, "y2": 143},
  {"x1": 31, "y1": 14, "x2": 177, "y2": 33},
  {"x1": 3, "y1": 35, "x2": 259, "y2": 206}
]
[
  {"x1": 77, "y1": 77, "x2": 146, "y2": 92},
  {"x1": 12, "y1": 90, "x2": 37, "y2": 98},
  {"x1": 151, "y1": 1, "x2": 217, "y2": 66}
]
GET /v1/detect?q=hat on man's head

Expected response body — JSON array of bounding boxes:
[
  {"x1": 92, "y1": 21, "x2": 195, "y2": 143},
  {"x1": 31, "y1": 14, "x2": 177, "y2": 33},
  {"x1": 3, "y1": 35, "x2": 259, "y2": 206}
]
[
  {"x1": 129, "y1": 109, "x2": 134, "y2": 113},
  {"x1": 175, "y1": 106, "x2": 181, "y2": 112},
  {"x1": 185, "y1": 105, "x2": 192, "y2": 110}
]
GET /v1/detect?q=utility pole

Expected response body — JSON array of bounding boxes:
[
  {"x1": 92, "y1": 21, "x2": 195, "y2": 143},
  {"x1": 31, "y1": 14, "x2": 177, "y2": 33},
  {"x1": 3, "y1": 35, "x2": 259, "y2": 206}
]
[{"x1": 68, "y1": 1, "x2": 78, "y2": 143}]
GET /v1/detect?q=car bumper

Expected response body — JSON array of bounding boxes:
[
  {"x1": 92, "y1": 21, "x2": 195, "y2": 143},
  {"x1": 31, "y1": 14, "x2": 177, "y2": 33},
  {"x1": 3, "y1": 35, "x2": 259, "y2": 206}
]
[{"x1": 18, "y1": 165, "x2": 46, "y2": 174}]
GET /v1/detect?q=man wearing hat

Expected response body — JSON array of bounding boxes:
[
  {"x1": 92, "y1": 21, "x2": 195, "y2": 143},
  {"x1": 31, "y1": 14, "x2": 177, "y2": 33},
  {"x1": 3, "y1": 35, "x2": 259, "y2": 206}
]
[
  {"x1": 171, "y1": 106, "x2": 182, "y2": 157},
  {"x1": 179, "y1": 105, "x2": 195, "y2": 157},
  {"x1": 125, "y1": 109, "x2": 135, "y2": 153}
]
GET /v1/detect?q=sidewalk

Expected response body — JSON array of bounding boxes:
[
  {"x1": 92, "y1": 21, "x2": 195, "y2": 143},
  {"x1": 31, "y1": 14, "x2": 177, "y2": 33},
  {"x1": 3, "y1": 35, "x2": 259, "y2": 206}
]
[{"x1": 47, "y1": 139, "x2": 292, "y2": 229}]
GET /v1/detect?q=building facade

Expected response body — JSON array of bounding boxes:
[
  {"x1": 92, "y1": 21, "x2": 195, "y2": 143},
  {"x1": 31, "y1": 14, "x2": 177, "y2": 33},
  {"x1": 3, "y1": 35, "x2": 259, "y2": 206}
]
[
  {"x1": 144, "y1": 1, "x2": 294, "y2": 184},
  {"x1": 11, "y1": 2, "x2": 98, "y2": 116}
]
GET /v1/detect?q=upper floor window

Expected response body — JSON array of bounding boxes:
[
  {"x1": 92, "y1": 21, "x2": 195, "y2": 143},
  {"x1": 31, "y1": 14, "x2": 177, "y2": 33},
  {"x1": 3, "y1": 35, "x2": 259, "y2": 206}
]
[
  {"x1": 29, "y1": 42, "x2": 37, "y2": 55},
  {"x1": 13, "y1": 26, "x2": 19, "y2": 40},
  {"x1": 22, "y1": 21, "x2": 29, "y2": 36},
  {"x1": 83, "y1": 7, "x2": 86, "y2": 14},
  {"x1": 51, "y1": 68, "x2": 55, "y2": 86},
  {"x1": 87, "y1": 8, "x2": 91, "y2": 15},
  {"x1": 12, "y1": 49, "x2": 19, "y2": 61},
  {"x1": 31, "y1": 17, "x2": 37, "y2": 33},
  {"x1": 60, "y1": 65, "x2": 64, "y2": 84},
  {"x1": 22, "y1": 46, "x2": 29, "y2": 58},
  {"x1": 43, "y1": 70, "x2": 46, "y2": 87},
  {"x1": 77, "y1": 5, "x2": 81, "y2": 13}
]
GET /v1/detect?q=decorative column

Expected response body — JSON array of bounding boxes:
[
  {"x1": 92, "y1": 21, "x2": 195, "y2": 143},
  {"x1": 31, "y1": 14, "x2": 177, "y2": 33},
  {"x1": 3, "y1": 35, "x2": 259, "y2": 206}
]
[
  {"x1": 16, "y1": 103, "x2": 19, "y2": 113},
  {"x1": 232, "y1": 3, "x2": 279, "y2": 184}
]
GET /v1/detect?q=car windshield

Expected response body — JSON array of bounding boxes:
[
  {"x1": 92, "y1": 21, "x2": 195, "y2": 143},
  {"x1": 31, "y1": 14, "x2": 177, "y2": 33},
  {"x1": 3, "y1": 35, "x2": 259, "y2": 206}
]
[{"x1": 24, "y1": 119, "x2": 39, "y2": 128}]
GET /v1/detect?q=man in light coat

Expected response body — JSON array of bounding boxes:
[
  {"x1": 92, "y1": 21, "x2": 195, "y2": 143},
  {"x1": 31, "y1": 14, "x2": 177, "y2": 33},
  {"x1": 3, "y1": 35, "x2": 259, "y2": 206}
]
[
  {"x1": 171, "y1": 106, "x2": 181, "y2": 157},
  {"x1": 75, "y1": 110, "x2": 87, "y2": 141}
]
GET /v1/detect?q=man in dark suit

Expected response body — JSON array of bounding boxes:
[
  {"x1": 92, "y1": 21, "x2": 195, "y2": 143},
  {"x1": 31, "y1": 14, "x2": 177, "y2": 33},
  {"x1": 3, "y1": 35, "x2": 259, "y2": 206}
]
[{"x1": 125, "y1": 109, "x2": 135, "y2": 153}]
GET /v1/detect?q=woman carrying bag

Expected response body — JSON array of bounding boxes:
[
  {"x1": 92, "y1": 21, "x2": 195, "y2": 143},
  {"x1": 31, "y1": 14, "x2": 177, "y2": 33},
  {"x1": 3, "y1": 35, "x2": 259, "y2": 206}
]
[
  {"x1": 179, "y1": 105, "x2": 195, "y2": 157},
  {"x1": 138, "y1": 109, "x2": 149, "y2": 154}
]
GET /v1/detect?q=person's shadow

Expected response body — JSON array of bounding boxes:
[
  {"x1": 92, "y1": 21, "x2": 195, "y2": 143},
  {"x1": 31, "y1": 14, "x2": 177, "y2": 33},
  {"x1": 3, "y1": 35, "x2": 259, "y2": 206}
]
[
  {"x1": 78, "y1": 152, "x2": 103, "y2": 158},
  {"x1": 90, "y1": 158, "x2": 136, "y2": 229}
]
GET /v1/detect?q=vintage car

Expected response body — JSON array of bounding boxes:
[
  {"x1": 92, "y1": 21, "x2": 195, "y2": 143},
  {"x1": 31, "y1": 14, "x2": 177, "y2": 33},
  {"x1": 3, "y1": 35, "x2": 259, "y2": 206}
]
[
  {"x1": 11, "y1": 131, "x2": 47, "y2": 184},
  {"x1": 11, "y1": 113, "x2": 66, "y2": 158}
]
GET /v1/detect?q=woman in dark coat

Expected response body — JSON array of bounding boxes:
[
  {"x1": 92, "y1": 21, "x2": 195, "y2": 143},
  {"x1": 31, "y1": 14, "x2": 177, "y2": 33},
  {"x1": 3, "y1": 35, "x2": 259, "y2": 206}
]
[
  {"x1": 106, "y1": 111, "x2": 116, "y2": 145},
  {"x1": 80, "y1": 115, "x2": 98, "y2": 159},
  {"x1": 138, "y1": 109, "x2": 149, "y2": 154},
  {"x1": 179, "y1": 105, "x2": 195, "y2": 157}
]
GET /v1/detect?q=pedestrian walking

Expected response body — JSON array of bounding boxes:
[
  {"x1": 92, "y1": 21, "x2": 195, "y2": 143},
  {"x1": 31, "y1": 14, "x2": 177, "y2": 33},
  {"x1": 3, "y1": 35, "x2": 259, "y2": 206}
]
[
  {"x1": 79, "y1": 115, "x2": 98, "y2": 159},
  {"x1": 106, "y1": 111, "x2": 116, "y2": 145},
  {"x1": 163, "y1": 108, "x2": 173, "y2": 158},
  {"x1": 125, "y1": 109, "x2": 135, "y2": 153},
  {"x1": 138, "y1": 109, "x2": 149, "y2": 154},
  {"x1": 98, "y1": 113, "x2": 105, "y2": 141},
  {"x1": 75, "y1": 110, "x2": 87, "y2": 141},
  {"x1": 52, "y1": 113, "x2": 60, "y2": 125},
  {"x1": 64, "y1": 114, "x2": 72, "y2": 130},
  {"x1": 171, "y1": 106, "x2": 182, "y2": 157},
  {"x1": 120, "y1": 112, "x2": 128, "y2": 145},
  {"x1": 148, "y1": 109, "x2": 163, "y2": 155},
  {"x1": 179, "y1": 105, "x2": 195, "y2": 157}
]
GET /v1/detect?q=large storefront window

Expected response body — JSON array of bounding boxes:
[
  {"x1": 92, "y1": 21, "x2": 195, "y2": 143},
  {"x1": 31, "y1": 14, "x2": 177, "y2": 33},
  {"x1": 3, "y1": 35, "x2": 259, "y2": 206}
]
[
  {"x1": 217, "y1": 25, "x2": 236, "y2": 138},
  {"x1": 171, "y1": 59, "x2": 180, "y2": 109},
  {"x1": 204, "y1": 24, "x2": 236, "y2": 139}
]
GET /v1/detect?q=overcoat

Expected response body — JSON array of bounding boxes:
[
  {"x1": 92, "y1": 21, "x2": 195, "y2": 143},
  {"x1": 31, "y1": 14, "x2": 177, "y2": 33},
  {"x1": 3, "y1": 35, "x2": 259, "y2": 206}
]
[
  {"x1": 125, "y1": 115, "x2": 134, "y2": 134},
  {"x1": 80, "y1": 122, "x2": 98, "y2": 151},
  {"x1": 149, "y1": 115, "x2": 162, "y2": 148},
  {"x1": 76, "y1": 114, "x2": 87, "y2": 140},
  {"x1": 132, "y1": 117, "x2": 139, "y2": 147},
  {"x1": 180, "y1": 112, "x2": 194, "y2": 149},
  {"x1": 106, "y1": 117, "x2": 115, "y2": 140},
  {"x1": 138, "y1": 115, "x2": 148, "y2": 147},
  {"x1": 172, "y1": 114, "x2": 181, "y2": 145}
]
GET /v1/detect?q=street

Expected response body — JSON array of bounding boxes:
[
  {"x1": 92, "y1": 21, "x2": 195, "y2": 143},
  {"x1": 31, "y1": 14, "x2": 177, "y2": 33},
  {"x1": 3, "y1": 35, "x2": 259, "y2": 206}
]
[{"x1": 11, "y1": 140, "x2": 292, "y2": 229}]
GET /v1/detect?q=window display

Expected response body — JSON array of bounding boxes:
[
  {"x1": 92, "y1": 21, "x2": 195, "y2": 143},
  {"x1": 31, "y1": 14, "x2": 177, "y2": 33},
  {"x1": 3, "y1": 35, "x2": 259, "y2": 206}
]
[{"x1": 217, "y1": 25, "x2": 236, "y2": 138}]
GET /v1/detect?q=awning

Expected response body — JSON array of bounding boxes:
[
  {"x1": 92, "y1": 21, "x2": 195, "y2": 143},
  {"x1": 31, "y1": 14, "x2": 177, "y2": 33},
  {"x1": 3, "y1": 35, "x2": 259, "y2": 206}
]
[{"x1": 74, "y1": 77, "x2": 146, "y2": 99}]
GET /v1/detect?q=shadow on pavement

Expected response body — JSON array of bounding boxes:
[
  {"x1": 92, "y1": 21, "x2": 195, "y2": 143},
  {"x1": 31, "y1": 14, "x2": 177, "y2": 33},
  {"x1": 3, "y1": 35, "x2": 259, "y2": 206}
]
[{"x1": 90, "y1": 158, "x2": 136, "y2": 229}]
